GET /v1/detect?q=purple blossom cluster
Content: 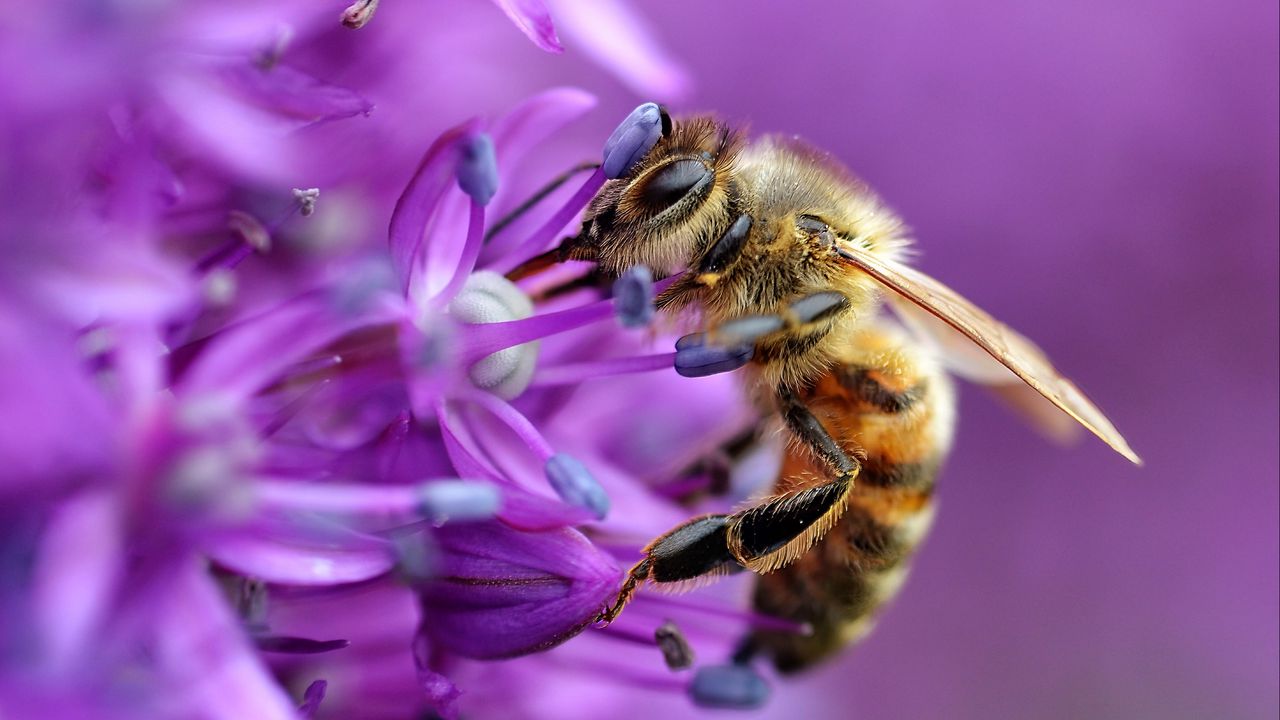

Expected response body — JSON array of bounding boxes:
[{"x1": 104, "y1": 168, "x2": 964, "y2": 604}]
[{"x1": 0, "y1": 2, "x2": 778, "y2": 718}]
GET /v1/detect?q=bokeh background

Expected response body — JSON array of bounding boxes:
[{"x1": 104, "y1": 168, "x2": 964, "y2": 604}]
[
  {"x1": 476, "y1": 0, "x2": 1277, "y2": 717},
  {"x1": 7, "y1": 0, "x2": 1275, "y2": 717}
]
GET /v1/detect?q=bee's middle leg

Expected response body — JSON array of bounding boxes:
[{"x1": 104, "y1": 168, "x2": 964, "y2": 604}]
[{"x1": 720, "y1": 387, "x2": 860, "y2": 574}]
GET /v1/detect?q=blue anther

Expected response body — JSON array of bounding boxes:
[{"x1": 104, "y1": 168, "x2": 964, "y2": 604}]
[
  {"x1": 456, "y1": 133, "x2": 498, "y2": 205},
  {"x1": 614, "y1": 265, "x2": 656, "y2": 328},
  {"x1": 689, "y1": 664, "x2": 771, "y2": 709},
  {"x1": 418, "y1": 480, "x2": 501, "y2": 523},
  {"x1": 544, "y1": 453, "x2": 610, "y2": 519},
  {"x1": 602, "y1": 102, "x2": 664, "y2": 179}
]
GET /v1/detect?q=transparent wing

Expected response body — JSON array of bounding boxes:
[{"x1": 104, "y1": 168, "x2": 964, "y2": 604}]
[
  {"x1": 887, "y1": 294, "x2": 1084, "y2": 444},
  {"x1": 838, "y1": 243, "x2": 1141, "y2": 464}
]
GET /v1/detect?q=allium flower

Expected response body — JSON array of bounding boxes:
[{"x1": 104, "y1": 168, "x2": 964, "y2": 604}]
[{"x1": 0, "y1": 3, "x2": 798, "y2": 719}]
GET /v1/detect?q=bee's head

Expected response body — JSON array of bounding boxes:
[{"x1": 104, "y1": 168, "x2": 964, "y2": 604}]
[{"x1": 570, "y1": 106, "x2": 742, "y2": 277}]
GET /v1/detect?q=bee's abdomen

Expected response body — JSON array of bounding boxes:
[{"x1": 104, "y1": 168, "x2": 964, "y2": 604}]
[{"x1": 748, "y1": 325, "x2": 955, "y2": 672}]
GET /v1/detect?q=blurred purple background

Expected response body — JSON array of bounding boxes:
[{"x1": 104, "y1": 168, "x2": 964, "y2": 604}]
[
  {"x1": 8, "y1": 0, "x2": 1273, "y2": 717},
  {"x1": 493, "y1": 0, "x2": 1278, "y2": 717}
]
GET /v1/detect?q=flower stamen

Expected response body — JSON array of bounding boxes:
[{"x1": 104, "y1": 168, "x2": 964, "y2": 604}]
[
  {"x1": 602, "y1": 102, "x2": 666, "y2": 179},
  {"x1": 544, "y1": 452, "x2": 609, "y2": 519},
  {"x1": 530, "y1": 351, "x2": 676, "y2": 387},
  {"x1": 298, "y1": 680, "x2": 327, "y2": 718},
  {"x1": 341, "y1": 0, "x2": 380, "y2": 29},
  {"x1": 614, "y1": 265, "x2": 656, "y2": 328},
  {"x1": 292, "y1": 187, "x2": 320, "y2": 216},
  {"x1": 656, "y1": 620, "x2": 696, "y2": 670},
  {"x1": 689, "y1": 664, "x2": 770, "y2": 709},
  {"x1": 459, "y1": 295, "x2": 615, "y2": 364},
  {"x1": 254, "y1": 478, "x2": 499, "y2": 521},
  {"x1": 488, "y1": 167, "x2": 606, "y2": 276},
  {"x1": 455, "y1": 133, "x2": 498, "y2": 206}
]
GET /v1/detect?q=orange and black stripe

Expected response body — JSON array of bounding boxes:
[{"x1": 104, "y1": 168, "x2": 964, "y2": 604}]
[{"x1": 746, "y1": 325, "x2": 954, "y2": 672}]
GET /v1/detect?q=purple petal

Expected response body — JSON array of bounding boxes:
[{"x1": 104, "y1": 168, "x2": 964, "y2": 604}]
[
  {"x1": 489, "y1": 88, "x2": 597, "y2": 177},
  {"x1": 31, "y1": 491, "x2": 121, "y2": 670},
  {"x1": 549, "y1": 0, "x2": 693, "y2": 100},
  {"x1": 413, "y1": 632, "x2": 462, "y2": 720},
  {"x1": 153, "y1": 562, "x2": 297, "y2": 719},
  {"x1": 416, "y1": 522, "x2": 620, "y2": 658},
  {"x1": 491, "y1": 0, "x2": 564, "y2": 53},
  {"x1": 481, "y1": 87, "x2": 598, "y2": 264},
  {"x1": 0, "y1": 308, "x2": 113, "y2": 495},
  {"x1": 206, "y1": 525, "x2": 396, "y2": 586},
  {"x1": 178, "y1": 295, "x2": 368, "y2": 402},
  {"x1": 219, "y1": 60, "x2": 373, "y2": 123},
  {"x1": 436, "y1": 402, "x2": 598, "y2": 530},
  {"x1": 38, "y1": 242, "x2": 195, "y2": 327},
  {"x1": 389, "y1": 119, "x2": 481, "y2": 294},
  {"x1": 436, "y1": 399, "x2": 504, "y2": 482},
  {"x1": 498, "y1": 484, "x2": 600, "y2": 531}
]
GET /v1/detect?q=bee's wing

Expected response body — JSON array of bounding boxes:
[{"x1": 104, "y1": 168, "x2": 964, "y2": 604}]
[
  {"x1": 887, "y1": 294, "x2": 1085, "y2": 445},
  {"x1": 837, "y1": 243, "x2": 1141, "y2": 464}
]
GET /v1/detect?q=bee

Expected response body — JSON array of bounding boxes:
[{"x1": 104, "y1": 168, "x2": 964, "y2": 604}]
[{"x1": 510, "y1": 107, "x2": 1140, "y2": 672}]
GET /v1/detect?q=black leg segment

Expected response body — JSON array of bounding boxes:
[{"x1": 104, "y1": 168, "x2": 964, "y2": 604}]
[
  {"x1": 598, "y1": 514, "x2": 743, "y2": 623},
  {"x1": 645, "y1": 514, "x2": 740, "y2": 582},
  {"x1": 726, "y1": 472, "x2": 855, "y2": 573},
  {"x1": 729, "y1": 480, "x2": 852, "y2": 561},
  {"x1": 709, "y1": 291, "x2": 852, "y2": 347},
  {"x1": 696, "y1": 213, "x2": 753, "y2": 279},
  {"x1": 777, "y1": 386, "x2": 860, "y2": 478}
]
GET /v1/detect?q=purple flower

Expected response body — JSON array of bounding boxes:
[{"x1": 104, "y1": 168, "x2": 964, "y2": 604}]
[
  {"x1": 415, "y1": 522, "x2": 620, "y2": 658},
  {"x1": 0, "y1": 3, "x2": 796, "y2": 718}
]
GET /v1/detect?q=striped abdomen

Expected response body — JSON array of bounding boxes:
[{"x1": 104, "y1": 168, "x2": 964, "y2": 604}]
[{"x1": 749, "y1": 323, "x2": 956, "y2": 672}]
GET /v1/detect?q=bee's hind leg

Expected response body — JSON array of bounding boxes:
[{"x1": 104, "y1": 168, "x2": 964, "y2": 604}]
[
  {"x1": 722, "y1": 386, "x2": 861, "y2": 574},
  {"x1": 600, "y1": 426, "x2": 858, "y2": 623},
  {"x1": 599, "y1": 514, "x2": 741, "y2": 623}
]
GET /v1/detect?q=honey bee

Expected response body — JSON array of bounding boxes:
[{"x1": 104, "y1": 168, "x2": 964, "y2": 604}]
[{"x1": 510, "y1": 107, "x2": 1140, "y2": 672}]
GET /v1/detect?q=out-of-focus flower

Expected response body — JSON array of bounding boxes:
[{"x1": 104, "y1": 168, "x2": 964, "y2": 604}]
[
  {"x1": 0, "y1": 2, "x2": 791, "y2": 719},
  {"x1": 337, "y1": 0, "x2": 691, "y2": 99}
]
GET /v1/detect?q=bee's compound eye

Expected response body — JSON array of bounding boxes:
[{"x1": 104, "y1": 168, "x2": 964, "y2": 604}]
[{"x1": 642, "y1": 159, "x2": 712, "y2": 212}]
